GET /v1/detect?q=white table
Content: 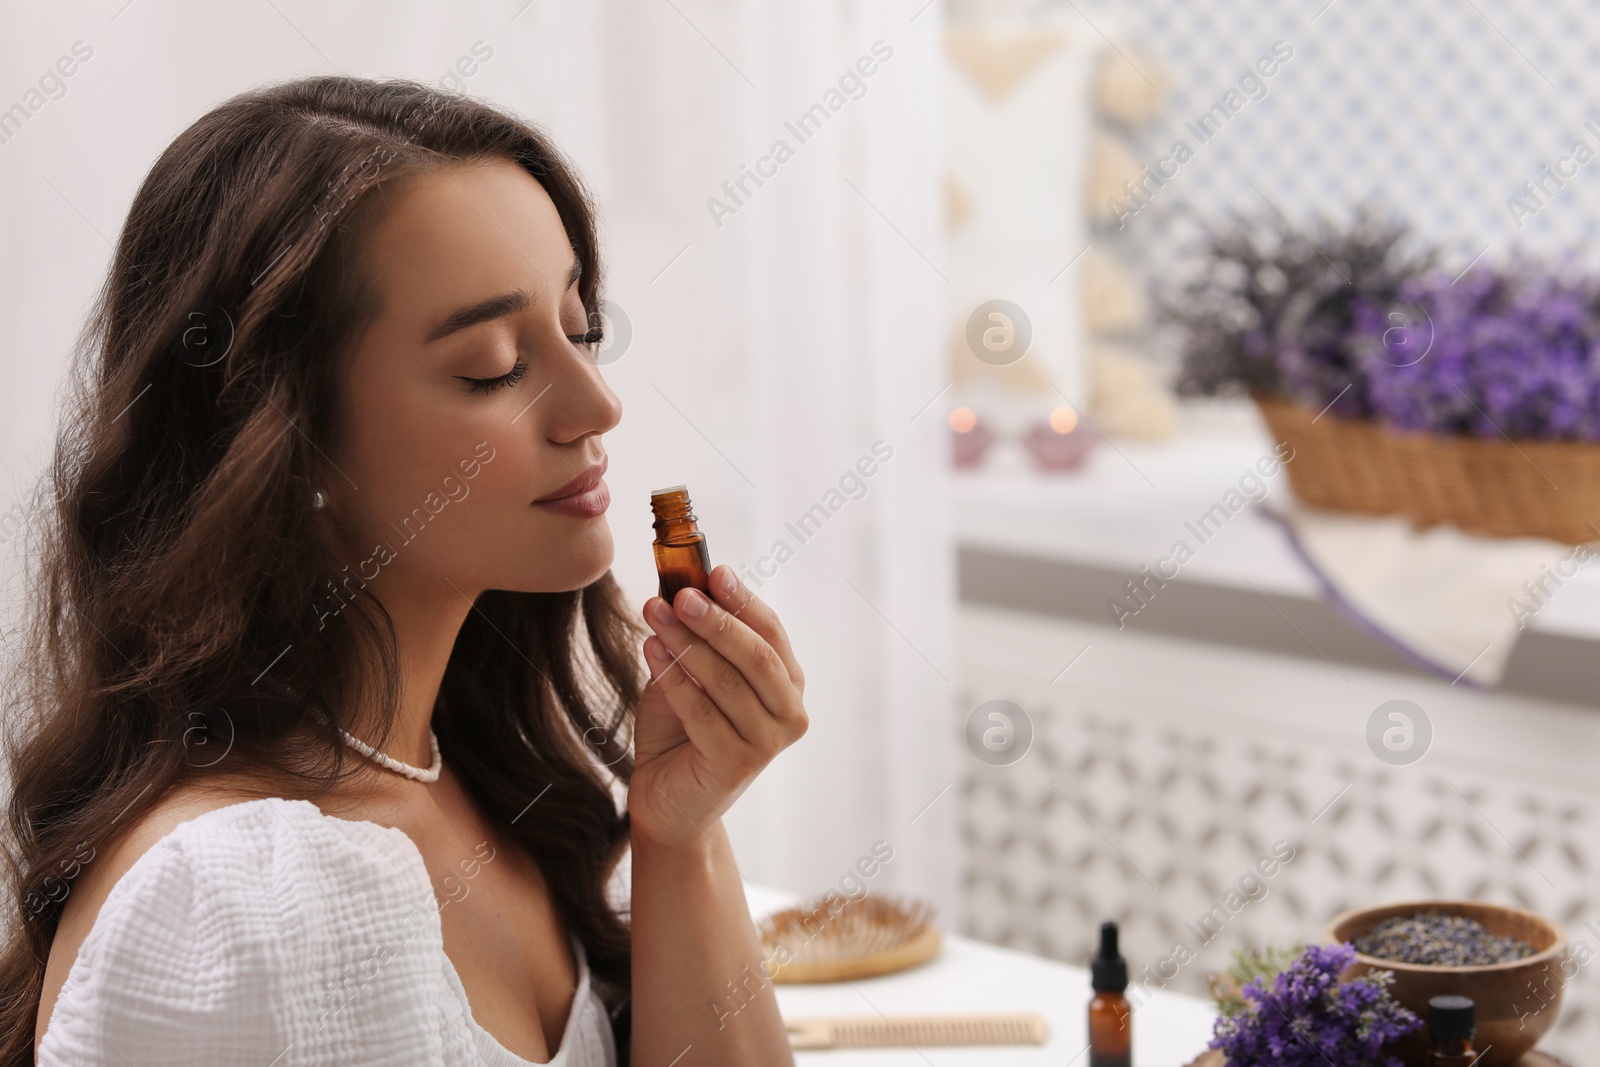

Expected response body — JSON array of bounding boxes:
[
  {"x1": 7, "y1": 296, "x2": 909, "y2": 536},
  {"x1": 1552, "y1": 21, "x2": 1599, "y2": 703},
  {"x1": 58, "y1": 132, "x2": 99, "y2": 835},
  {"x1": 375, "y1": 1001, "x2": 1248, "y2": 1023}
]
[{"x1": 746, "y1": 885, "x2": 1218, "y2": 1066}]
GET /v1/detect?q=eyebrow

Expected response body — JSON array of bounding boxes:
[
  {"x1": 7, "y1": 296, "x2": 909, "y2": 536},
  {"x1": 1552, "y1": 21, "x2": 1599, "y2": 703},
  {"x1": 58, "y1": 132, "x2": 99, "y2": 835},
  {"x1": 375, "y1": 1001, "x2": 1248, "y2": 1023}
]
[{"x1": 423, "y1": 258, "x2": 583, "y2": 343}]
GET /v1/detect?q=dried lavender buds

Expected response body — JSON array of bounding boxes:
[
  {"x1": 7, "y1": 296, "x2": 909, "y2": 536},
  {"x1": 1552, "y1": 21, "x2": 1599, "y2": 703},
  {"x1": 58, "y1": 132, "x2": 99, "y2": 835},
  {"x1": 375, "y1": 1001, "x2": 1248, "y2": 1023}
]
[{"x1": 1354, "y1": 909, "x2": 1535, "y2": 967}]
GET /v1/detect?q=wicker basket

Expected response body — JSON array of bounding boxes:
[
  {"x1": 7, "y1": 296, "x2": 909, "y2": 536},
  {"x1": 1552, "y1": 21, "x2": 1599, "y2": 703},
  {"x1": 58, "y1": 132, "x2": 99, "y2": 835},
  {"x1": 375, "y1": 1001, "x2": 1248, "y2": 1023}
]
[{"x1": 1253, "y1": 393, "x2": 1600, "y2": 545}]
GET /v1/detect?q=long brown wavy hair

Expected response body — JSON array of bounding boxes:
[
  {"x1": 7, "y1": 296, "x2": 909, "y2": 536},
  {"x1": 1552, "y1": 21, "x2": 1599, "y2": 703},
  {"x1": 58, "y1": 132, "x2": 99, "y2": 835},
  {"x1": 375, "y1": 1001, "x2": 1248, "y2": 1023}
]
[{"x1": 0, "y1": 75, "x2": 643, "y2": 1062}]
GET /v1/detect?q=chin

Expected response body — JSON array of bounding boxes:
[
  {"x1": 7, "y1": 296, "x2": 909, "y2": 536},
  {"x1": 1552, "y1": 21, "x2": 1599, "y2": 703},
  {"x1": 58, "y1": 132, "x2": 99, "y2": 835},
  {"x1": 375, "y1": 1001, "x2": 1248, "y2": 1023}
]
[
  {"x1": 484, "y1": 522, "x2": 614, "y2": 594},
  {"x1": 547, "y1": 536, "x2": 616, "y2": 593},
  {"x1": 497, "y1": 560, "x2": 613, "y2": 595}
]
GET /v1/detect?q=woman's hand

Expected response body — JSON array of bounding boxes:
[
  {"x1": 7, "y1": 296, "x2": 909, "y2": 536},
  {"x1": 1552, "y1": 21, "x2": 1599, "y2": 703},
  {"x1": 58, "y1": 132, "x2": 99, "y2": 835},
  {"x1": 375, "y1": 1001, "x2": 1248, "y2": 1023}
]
[{"x1": 629, "y1": 564, "x2": 808, "y2": 852}]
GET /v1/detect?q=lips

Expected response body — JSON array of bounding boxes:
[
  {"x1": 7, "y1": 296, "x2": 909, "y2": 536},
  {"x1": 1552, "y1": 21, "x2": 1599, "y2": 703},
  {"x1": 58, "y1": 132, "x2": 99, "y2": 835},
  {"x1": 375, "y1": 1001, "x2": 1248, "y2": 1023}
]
[{"x1": 535, "y1": 456, "x2": 608, "y2": 502}]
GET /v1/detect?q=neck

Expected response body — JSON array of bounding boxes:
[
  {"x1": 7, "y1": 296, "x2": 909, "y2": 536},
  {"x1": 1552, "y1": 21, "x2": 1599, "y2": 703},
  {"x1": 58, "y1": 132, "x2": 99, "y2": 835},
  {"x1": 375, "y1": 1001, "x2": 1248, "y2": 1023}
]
[{"x1": 343, "y1": 568, "x2": 477, "y2": 771}]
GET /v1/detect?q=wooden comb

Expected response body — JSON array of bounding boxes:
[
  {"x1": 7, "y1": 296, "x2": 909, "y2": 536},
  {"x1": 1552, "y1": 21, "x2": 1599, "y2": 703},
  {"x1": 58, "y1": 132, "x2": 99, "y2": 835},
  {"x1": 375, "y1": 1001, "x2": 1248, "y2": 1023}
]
[
  {"x1": 786, "y1": 1011, "x2": 1049, "y2": 1050},
  {"x1": 758, "y1": 894, "x2": 940, "y2": 983}
]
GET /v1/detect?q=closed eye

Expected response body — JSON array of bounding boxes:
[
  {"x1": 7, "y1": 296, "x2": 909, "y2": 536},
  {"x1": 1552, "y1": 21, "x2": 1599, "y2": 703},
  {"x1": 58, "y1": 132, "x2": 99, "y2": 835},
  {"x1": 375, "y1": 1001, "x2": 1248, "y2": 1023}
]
[{"x1": 457, "y1": 360, "x2": 527, "y2": 393}]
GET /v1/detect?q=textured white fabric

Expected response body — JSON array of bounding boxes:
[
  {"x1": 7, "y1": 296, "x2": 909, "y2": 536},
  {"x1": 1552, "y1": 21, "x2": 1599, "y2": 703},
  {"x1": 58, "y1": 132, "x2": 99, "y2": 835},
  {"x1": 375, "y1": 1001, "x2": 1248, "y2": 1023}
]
[
  {"x1": 1265, "y1": 498, "x2": 1575, "y2": 686},
  {"x1": 37, "y1": 797, "x2": 617, "y2": 1067}
]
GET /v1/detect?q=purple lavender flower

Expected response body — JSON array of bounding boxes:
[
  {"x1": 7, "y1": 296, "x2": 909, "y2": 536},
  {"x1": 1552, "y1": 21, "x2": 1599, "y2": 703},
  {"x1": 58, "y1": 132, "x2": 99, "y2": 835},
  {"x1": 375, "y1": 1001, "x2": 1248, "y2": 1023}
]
[
  {"x1": 1355, "y1": 264, "x2": 1600, "y2": 440},
  {"x1": 1209, "y1": 942, "x2": 1420, "y2": 1067},
  {"x1": 1167, "y1": 208, "x2": 1429, "y2": 406},
  {"x1": 1167, "y1": 205, "x2": 1600, "y2": 440}
]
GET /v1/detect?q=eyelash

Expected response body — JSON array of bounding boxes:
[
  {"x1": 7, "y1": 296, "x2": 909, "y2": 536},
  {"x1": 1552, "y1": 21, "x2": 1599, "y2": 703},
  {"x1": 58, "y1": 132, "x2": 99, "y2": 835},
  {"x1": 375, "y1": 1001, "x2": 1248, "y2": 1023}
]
[
  {"x1": 458, "y1": 326, "x2": 603, "y2": 393},
  {"x1": 461, "y1": 360, "x2": 527, "y2": 394}
]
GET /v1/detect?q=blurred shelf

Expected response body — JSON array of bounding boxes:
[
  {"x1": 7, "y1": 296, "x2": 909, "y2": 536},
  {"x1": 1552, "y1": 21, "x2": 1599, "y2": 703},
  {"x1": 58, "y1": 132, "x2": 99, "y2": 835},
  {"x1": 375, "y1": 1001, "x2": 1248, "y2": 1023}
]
[{"x1": 952, "y1": 400, "x2": 1600, "y2": 706}]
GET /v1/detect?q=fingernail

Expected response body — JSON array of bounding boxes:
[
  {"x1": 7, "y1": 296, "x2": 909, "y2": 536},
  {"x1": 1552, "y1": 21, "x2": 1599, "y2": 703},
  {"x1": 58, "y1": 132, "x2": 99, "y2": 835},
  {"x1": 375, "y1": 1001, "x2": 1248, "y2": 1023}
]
[
  {"x1": 679, "y1": 588, "x2": 709, "y2": 619},
  {"x1": 716, "y1": 566, "x2": 739, "y2": 599},
  {"x1": 649, "y1": 599, "x2": 674, "y2": 628},
  {"x1": 647, "y1": 636, "x2": 673, "y2": 664}
]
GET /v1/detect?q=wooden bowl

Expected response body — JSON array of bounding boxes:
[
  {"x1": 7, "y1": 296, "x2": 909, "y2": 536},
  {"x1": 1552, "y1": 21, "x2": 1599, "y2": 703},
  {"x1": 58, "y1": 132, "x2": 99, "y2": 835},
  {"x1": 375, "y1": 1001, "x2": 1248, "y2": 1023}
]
[{"x1": 1325, "y1": 900, "x2": 1568, "y2": 1065}]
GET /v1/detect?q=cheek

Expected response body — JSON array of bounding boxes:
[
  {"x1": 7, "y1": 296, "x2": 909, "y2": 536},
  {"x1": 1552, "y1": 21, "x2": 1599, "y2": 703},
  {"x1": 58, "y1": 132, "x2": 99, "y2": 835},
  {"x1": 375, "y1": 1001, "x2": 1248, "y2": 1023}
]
[
  {"x1": 417, "y1": 435, "x2": 526, "y2": 530},
  {"x1": 457, "y1": 432, "x2": 548, "y2": 518},
  {"x1": 338, "y1": 404, "x2": 452, "y2": 519},
  {"x1": 337, "y1": 414, "x2": 514, "y2": 553}
]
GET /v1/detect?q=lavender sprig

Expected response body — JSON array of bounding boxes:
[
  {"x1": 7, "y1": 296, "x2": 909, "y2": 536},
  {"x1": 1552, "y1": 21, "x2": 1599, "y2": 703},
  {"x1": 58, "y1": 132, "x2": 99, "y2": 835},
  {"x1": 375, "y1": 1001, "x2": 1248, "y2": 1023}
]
[
  {"x1": 1164, "y1": 206, "x2": 1431, "y2": 415},
  {"x1": 1356, "y1": 265, "x2": 1600, "y2": 440},
  {"x1": 1209, "y1": 942, "x2": 1420, "y2": 1067},
  {"x1": 1166, "y1": 209, "x2": 1600, "y2": 441}
]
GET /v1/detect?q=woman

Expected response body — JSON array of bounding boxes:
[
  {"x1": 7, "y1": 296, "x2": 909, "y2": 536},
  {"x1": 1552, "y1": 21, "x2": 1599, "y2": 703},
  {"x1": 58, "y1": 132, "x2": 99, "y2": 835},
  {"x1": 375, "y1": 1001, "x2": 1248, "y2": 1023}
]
[{"x1": 0, "y1": 75, "x2": 808, "y2": 1066}]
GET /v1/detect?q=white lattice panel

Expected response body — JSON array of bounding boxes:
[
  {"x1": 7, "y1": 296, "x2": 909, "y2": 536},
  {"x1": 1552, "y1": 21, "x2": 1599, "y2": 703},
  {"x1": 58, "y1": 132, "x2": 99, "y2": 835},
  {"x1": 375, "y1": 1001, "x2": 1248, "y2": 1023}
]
[
  {"x1": 959, "y1": 605, "x2": 1600, "y2": 1058},
  {"x1": 1067, "y1": 0, "x2": 1600, "y2": 274}
]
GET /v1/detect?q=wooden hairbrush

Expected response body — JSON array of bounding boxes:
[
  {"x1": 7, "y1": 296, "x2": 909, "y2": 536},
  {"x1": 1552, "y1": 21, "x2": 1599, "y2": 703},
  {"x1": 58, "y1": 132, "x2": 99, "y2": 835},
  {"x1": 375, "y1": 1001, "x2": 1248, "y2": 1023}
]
[
  {"x1": 786, "y1": 1011, "x2": 1049, "y2": 1049},
  {"x1": 757, "y1": 893, "x2": 941, "y2": 983}
]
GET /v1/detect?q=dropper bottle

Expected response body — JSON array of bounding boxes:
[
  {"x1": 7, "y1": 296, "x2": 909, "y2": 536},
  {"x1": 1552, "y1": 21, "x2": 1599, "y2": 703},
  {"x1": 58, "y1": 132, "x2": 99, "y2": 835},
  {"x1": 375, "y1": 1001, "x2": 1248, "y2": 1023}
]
[
  {"x1": 650, "y1": 485, "x2": 711, "y2": 604},
  {"x1": 1425, "y1": 995, "x2": 1476, "y2": 1066},
  {"x1": 1088, "y1": 920, "x2": 1131, "y2": 1067}
]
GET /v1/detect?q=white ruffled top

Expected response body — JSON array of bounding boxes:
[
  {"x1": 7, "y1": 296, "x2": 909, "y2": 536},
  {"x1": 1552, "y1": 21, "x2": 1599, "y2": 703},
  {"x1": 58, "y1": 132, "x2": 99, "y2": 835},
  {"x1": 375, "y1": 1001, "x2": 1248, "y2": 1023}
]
[{"x1": 36, "y1": 796, "x2": 618, "y2": 1066}]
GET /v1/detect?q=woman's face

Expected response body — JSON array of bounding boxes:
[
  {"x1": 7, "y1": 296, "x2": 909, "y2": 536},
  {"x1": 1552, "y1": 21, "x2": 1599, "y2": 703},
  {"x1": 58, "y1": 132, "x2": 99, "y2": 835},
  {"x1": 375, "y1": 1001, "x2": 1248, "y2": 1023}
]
[{"x1": 320, "y1": 156, "x2": 622, "y2": 598}]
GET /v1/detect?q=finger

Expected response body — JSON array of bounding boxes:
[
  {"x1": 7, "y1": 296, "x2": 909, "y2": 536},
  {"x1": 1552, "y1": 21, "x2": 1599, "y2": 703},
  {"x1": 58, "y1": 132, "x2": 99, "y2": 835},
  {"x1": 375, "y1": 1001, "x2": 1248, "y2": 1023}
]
[
  {"x1": 640, "y1": 633, "x2": 674, "y2": 683},
  {"x1": 636, "y1": 633, "x2": 662, "y2": 684},
  {"x1": 642, "y1": 633, "x2": 745, "y2": 767},
  {"x1": 705, "y1": 565, "x2": 804, "y2": 690},
  {"x1": 645, "y1": 594, "x2": 800, "y2": 744},
  {"x1": 645, "y1": 595, "x2": 780, "y2": 748}
]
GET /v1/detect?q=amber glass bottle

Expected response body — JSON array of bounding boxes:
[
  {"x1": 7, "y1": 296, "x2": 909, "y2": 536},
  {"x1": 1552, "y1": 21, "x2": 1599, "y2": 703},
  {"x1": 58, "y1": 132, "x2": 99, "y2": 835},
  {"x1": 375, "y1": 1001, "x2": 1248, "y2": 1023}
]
[
  {"x1": 650, "y1": 485, "x2": 711, "y2": 604},
  {"x1": 1425, "y1": 995, "x2": 1476, "y2": 1066},
  {"x1": 1088, "y1": 921, "x2": 1131, "y2": 1067}
]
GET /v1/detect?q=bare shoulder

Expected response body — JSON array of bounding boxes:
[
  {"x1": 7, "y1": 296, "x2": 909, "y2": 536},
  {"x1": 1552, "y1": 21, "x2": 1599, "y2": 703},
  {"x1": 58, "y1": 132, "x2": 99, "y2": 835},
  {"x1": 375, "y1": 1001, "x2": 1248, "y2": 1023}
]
[{"x1": 35, "y1": 778, "x2": 268, "y2": 1050}]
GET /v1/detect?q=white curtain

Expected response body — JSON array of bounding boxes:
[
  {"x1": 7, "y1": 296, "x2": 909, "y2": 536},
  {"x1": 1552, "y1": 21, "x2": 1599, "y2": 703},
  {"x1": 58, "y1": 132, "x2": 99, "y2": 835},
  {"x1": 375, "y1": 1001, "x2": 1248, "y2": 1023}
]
[{"x1": 0, "y1": 1, "x2": 962, "y2": 923}]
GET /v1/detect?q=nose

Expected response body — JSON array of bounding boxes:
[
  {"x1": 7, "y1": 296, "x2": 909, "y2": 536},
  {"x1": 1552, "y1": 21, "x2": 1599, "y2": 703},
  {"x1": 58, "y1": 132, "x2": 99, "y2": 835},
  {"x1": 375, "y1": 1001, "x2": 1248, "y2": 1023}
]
[{"x1": 541, "y1": 336, "x2": 622, "y2": 446}]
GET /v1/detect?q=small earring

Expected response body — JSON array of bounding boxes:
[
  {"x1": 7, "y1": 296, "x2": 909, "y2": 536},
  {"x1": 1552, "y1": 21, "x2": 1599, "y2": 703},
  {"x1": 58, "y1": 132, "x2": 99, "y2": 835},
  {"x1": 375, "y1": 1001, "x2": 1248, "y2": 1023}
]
[{"x1": 311, "y1": 488, "x2": 328, "y2": 510}]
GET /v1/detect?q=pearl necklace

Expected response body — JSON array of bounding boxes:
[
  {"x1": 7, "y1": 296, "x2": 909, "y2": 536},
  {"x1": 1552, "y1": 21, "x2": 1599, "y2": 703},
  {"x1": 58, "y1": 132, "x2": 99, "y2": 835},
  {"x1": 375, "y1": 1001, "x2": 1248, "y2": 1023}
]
[{"x1": 334, "y1": 724, "x2": 442, "y2": 783}]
